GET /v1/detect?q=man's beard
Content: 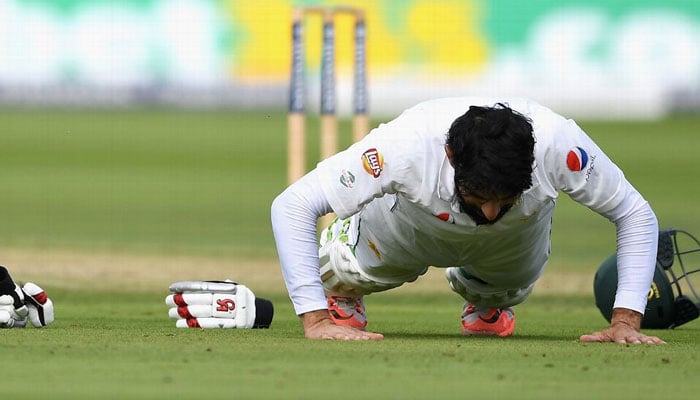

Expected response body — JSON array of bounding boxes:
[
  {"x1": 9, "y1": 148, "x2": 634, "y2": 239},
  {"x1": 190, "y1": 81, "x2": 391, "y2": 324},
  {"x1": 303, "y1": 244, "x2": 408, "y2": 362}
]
[{"x1": 458, "y1": 197, "x2": 513, "y2": 226}]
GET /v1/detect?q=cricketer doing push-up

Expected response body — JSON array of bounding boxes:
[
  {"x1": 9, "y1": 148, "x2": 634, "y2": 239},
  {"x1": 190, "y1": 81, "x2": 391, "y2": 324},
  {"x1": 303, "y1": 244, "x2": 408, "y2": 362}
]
[{"x1": 271, "y1": 96, "x2": 665, "y2": 344}]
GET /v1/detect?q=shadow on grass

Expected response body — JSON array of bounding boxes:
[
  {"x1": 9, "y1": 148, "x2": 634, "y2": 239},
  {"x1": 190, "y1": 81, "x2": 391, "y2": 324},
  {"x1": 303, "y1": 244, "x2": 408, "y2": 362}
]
[{"x1": 379, "y1": 331, "x2": 569, "y2": 342}]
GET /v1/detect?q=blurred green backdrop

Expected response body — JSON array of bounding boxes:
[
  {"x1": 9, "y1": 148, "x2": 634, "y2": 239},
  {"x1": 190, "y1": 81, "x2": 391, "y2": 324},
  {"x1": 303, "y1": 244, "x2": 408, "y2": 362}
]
[{"x1": 1, "y1": 110, "x2": 698, "y2": 272}]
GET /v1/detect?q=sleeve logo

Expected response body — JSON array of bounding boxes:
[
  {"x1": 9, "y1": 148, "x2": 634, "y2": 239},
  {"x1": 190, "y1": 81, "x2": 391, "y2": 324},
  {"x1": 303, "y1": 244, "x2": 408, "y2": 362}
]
[
  {"x1": 566, "y1": 146, "x2": 588, "y2": 172},
  {"x1": 566, "y1": 146, "x2": 596, "y2": 181},
  {"x1": 361, "y1": 148, "x2": 384, "y2": 178},
  {"x1": 339, "y1": 169, "x2": 356, "y2": 188}
]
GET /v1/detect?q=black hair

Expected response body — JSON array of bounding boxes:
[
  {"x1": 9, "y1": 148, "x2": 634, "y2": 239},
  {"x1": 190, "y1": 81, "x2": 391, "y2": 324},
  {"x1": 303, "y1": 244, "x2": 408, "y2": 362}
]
[{"x1": 446, "y1": 103, "x2": 535, "y2": 199}]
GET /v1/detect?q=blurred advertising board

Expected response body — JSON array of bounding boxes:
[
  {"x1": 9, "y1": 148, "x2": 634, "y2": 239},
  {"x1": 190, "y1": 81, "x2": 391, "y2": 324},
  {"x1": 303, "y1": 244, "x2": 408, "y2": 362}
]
[{"x1": 1, "y1": 0, "x2": 699, "y2": 118}]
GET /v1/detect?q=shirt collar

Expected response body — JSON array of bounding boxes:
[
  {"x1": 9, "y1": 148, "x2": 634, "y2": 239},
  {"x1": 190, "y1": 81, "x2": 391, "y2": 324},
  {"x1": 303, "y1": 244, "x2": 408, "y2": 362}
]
[{"x1": 436, "y1": 153, "x2": 462, "y2": 212}]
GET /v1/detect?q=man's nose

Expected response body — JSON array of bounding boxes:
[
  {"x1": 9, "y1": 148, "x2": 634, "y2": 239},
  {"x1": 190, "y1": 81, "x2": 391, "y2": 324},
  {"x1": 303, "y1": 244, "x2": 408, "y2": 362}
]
[{"x1": 481, "y1": 201, "x2": 501, "y2": 221}]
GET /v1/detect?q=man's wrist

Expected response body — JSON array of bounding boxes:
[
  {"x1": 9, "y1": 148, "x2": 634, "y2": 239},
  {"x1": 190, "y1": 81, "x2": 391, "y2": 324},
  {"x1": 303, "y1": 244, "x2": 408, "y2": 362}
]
[
  {"x1": 610, "y1": 307, "x2": 643, "y2": 330},
  {"x1": 299, "y1": 309, "x2": 332, "y2": 329}
]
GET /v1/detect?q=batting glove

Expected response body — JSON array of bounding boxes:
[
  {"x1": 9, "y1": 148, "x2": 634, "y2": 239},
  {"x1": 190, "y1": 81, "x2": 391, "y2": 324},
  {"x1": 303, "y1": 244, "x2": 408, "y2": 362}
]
[
  {"x1": 0, "y1": 266, "x2": 54, "y2": 329},
  {"x1": 22, "y1": 282, "x2": 54, "y2": 327},
  {"x1": 165, "y1": 280, "x2": 273, "y2": 329},
  {"x1": 0, "y1": 266, "x2": 29, "y2": 329}
]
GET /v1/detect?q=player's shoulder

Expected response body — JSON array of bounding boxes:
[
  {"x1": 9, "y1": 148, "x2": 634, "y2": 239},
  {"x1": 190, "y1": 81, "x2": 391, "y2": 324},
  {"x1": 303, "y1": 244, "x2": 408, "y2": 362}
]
[
  {"x1": 500, "y1": 98, "x2": 563, "y2": 121},
  {"x1": 396, "y1": 96, "x2": 573, "y2": 141},
  {"x1": 407, "y1": 96, "x2": 498, "y2": 111},
  {"x1": 509, "y1": 100, "x2": 576, "y2": 140},
  {"x1": 406, "y1": 96, "x2": 557, "y2": 116}
]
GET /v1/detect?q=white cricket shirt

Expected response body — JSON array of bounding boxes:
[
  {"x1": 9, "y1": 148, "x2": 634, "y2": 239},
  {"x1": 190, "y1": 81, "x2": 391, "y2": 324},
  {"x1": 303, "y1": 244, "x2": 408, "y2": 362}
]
[{"x1": 272, "y1": 97, "x2": 658, "y2": 316}]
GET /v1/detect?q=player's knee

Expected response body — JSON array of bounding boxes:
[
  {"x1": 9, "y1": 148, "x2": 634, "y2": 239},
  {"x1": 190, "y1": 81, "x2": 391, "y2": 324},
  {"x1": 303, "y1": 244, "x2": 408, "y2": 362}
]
[{"x1": 445, "y1": 267, "x2": 533, "y2": 308}]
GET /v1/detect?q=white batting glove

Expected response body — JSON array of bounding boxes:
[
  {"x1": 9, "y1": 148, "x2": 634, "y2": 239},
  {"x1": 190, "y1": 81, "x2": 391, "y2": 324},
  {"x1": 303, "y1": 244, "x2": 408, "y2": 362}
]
[
  {"x1": 165, "y1": 280, "x2": 273, "y2": 329},
  {"x1": 0, "y1": 294, "x2": 28, "y2": 328},
  {"x1": 0, "y1": 266, "x2": 54, "y2": 328},
  {"x1": 0, "y1": 266, "x2": 29, "y2": 329},
  {"x1": 22, "y1": 282, "x2": 54, "y2": 328}
]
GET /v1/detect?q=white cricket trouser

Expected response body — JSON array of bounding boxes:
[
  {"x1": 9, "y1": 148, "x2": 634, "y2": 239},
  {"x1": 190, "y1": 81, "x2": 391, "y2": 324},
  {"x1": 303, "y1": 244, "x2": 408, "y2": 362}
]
[
  {"x1": 318, "y1": 217, "x2": 534, "y2": 308},
  {"x1": 318, "y1": 217, "x2": 426, "y2": 296},
  {"x1": 444, "y1": 267, "x2": 534, "y2": 308}
]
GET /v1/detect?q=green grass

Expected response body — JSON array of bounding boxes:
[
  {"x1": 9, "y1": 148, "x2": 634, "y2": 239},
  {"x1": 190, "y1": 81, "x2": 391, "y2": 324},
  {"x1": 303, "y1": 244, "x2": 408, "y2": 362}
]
[
  {"x1": 1, "y1": 110, "x2": 286, "y2": 257},
  {"x1": 4, "y1": 289, "x2": 699, "y2": 399},
  {"x1": 1, "y1": 110, "x2": 699, "y2": 268},
  {"x1": 1, "y1": 110, "x2": 700, "y2": 398}
]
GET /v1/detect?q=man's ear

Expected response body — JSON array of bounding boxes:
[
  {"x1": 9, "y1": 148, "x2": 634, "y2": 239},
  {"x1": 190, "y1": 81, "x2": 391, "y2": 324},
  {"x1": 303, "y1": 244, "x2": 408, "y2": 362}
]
[{"x1": 445, "y1": 145, "x2": 455, "y2": 168}]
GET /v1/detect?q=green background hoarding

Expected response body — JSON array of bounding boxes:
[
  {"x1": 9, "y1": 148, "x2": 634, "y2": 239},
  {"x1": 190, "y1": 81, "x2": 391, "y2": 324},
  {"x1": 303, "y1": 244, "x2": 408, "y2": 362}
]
[{"x1": 1, "y1": 0, "x2": 699, "y2": 117}]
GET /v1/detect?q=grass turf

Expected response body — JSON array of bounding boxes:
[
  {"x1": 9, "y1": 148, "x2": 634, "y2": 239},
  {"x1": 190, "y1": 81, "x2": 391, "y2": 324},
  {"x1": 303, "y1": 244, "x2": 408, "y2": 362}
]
[
  {"x1": 4, "y1": 289, "x2": 699, "y2": 399},
  {"x1": 1, "y1": 110, "x2": 699, "y2": 398},
  {"x1": 1, "y1": 110, "x2": 699, "y2": 267}
]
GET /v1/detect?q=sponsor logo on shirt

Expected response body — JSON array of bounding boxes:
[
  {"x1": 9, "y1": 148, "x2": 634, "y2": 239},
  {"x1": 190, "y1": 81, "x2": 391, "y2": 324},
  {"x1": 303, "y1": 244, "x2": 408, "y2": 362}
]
[
  {"x1": 361, "y1": 148, "x2": 384, "y2": 178},
  {"x1": 566, "y1": 146, "x2": 596, "y2": 181},
  {"x1": 435, "y1": 212, "x2": 455, "y2": 224},
  {"x1": 566, "y1": 146, "x2": 588, "y2": 172},
  {"x1": 339, "y1": 169, "x2": 356, "y2": 188}
]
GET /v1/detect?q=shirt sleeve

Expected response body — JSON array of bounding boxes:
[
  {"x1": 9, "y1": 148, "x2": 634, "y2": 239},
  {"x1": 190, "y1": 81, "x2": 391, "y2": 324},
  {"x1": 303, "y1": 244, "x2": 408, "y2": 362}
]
[
  {"x1": 270, "y1": 170, "x2": 332, "y2": 315},
  {"x1": 271, "y1": 107, "x2": 432, "y2": 315},
  {"x1": 539, "y1": 114, "x2": 659, "y2": 315},
  {"x1": 541, "y1": 116, "x2": 631, "y2": 213},
  {"x1": 315, "y1": 107, "x2": 433, "y2": 218},
  {"x1": 602, "y1": 191, "x2": 658, "y2": 314}
]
